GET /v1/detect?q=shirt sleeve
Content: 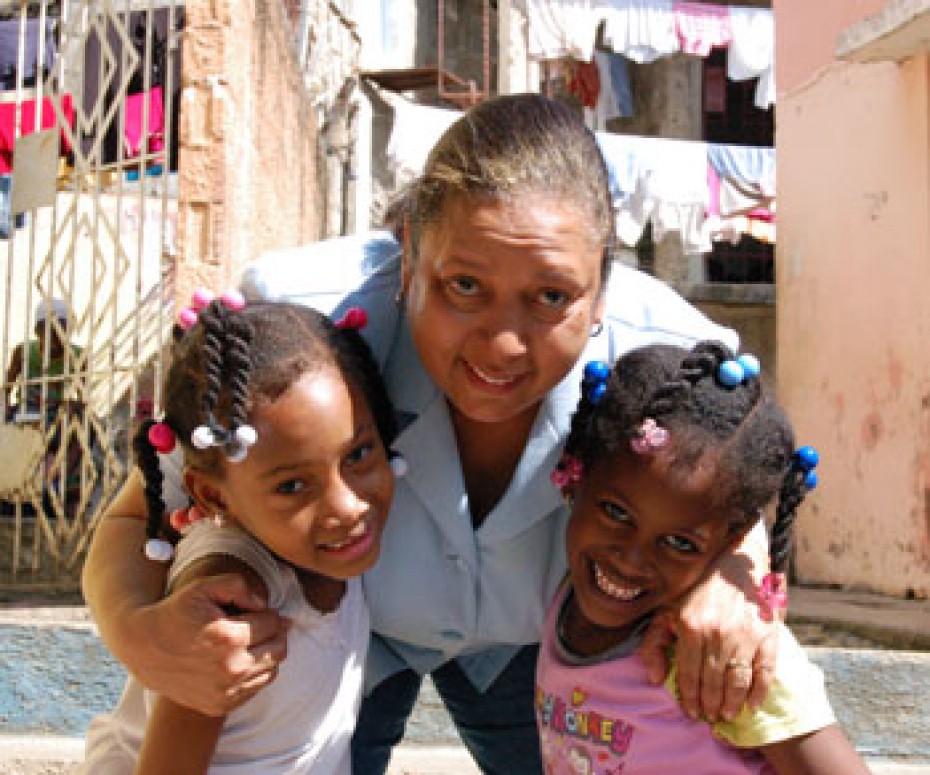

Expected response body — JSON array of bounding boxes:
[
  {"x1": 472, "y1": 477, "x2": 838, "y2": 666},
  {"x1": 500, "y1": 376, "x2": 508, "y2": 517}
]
[
  {"x1": 604, "y1": 265, "x2": 739, "y2": 352},
  {"x1": 711, "y1": 624, "x2": 837, "y2": 748}
]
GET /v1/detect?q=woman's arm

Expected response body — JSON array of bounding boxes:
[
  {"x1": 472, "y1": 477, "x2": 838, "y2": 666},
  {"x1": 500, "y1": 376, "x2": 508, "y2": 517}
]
[
  {"x1": 638, "y1": 520, "x2": 778, "y2": 721},
  {"x1": 133, "y1": 555, "x2": 268, "y2": 774},
  {"x1": 761, "y1": 724, "x2": 871, "y2": 775},
  {"x1": 82, "y1": 470, "x2": 288, "y2": 715}
]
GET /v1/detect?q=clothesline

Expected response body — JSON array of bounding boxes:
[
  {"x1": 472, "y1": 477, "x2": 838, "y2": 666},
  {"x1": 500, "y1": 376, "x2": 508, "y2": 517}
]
[
  {"x1": 528, "y1": 0, "x2": 775, "y2": 110},
  {"x1": 382, "y1": 95, "x2": 776, "y2": 255}
]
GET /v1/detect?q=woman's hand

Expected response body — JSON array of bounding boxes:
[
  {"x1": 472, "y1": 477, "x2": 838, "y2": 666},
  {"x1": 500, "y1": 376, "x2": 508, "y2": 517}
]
[
  {"x1": 638, "y1": 524, "x2": 779, "y2": 721},
  {"x1": 128, "y1": 572, "x2": 290, "y2": 716}
]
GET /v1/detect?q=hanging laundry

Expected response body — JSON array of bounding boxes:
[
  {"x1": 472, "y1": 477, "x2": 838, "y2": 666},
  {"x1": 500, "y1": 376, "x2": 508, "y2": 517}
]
[
  {"x1": 526, "y1": 0, "x2": 606, "y2": 62},
  {"x1": 727, "y1": 7, "x2": 775, "y2": 109},
  {"x1": 384, "y1": 94, "x2": 461, "y2": 185},
  {"x1": 673, "y1": 1, "x2": 732, "y2": 56},
  {"x1": 0, "y1": 19, "x2": 56, "y2": 91},
  {"x1": 706, "y1": 142, "x2": 776, "y2": 198},
  {"x1": 584, "y1": 51, "x2": 634, "y2": 129},
  {"x1": 0, "y1": 94, "x2": 75, "y2": 173},
  {"x1": 567, "y1": 58, "x2": 601, "y2": 108},
  {"x1": 123, "y1": 86, "x2": 165, "y2": 159},
  {"x1": 601, "y1": 0, "x2": 679, "y2": 64}
]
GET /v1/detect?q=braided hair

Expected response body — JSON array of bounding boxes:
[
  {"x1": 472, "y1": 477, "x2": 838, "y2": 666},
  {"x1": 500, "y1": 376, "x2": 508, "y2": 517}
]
[
  {"x1": 134, "y1": 300, "x2": 397, "y2": 550},
  {"x1": 563, "y1": 341, "x2": 814, "y2": 572}
]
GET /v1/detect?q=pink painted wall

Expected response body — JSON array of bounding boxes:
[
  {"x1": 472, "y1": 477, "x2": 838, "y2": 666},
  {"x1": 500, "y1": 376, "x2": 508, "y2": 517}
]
[{"x1": 776, "y1": 1, "x2": 930, "y2": 596}]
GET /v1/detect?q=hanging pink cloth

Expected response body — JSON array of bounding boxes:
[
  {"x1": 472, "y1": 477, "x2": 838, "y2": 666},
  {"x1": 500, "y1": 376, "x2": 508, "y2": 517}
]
[
  {"x1": 673, "y1": 1, "x2": 732, "y2": 56},
  {"x1": 0, "y1": 93, "x2": 75, "y2": 173},
  {"x1": 123, "y1": 86, "x2": 165, "y2": 159}
]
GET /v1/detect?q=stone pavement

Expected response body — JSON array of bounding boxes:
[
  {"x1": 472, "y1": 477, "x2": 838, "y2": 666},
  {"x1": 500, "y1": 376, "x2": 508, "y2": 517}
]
[{"x1": 0, "y1": 584, "x2": 928, "y2": 774}]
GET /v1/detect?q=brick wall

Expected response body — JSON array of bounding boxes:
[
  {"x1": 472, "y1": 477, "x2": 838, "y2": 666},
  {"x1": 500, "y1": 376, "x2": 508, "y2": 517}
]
[{"x1": 176, "y1": 0, "x2": 321, "y2": 301}]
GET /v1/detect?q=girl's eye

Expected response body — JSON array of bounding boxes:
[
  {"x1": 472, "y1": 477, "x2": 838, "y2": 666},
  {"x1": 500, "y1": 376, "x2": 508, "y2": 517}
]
[
  {"x1": 346, "y1": 442, "x2": 375, "y2": 465},
  {"x1": 275, "y1": 479, "x2": 306, "y2": 495},
  {"x1": 602, "y1": 501, "x2": 633, "y2": 525},
  {"x1": 663, "y1": 534, "x2": 699, "y2": 554}
]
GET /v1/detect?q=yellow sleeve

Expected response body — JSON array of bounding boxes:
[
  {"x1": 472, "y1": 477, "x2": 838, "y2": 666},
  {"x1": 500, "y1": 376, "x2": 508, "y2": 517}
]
[{"x1": 711, "y1": 624, "x2": 837, "y2": 748}]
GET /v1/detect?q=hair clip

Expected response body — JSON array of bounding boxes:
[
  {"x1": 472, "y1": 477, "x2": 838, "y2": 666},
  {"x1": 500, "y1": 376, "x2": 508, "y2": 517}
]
[
  {"x1": 759, "y1": 571, "x2": 788, "y2": 620},
  {"x1": 630, "y1": 417, "x2": 670, "y2": 455},
  {"x1": 147, "y1": 421, "x2": 176, "y2": 454},
  {"x1": 717, "y1": 353, "x2": 761, "y2": 388},
  {"x1": 335, "y1": 306, "x2": 368, "y2": 330},
  {"x1": 794, "y1": 444, "x2": 820, "y2": 489},
  {"x1": 168, "y1": 505, "x2": 220, "y2": 535},
  {"x1": 550, "y1": 453, "x2": 584, "y2": 489},
  {"x1": 582, "y1": 360, "x2": 610, "y2": 405}
]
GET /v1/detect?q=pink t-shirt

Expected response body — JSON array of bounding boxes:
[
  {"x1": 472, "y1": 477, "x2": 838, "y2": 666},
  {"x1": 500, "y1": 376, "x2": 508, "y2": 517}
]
[{"x1": 536, "y1": 586, "x2": 834, "y2": 774}]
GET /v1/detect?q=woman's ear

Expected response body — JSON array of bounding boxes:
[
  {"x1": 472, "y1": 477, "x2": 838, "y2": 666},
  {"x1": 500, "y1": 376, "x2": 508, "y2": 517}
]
[{"x1": 183, "y1": 467, "x2": 229, "y2": 517}]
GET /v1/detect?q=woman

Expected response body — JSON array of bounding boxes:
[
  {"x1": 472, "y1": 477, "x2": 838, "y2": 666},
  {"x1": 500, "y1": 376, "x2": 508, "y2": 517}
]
[{"x1": 83, "y1": 94, "x2": 777, "y2": 774}]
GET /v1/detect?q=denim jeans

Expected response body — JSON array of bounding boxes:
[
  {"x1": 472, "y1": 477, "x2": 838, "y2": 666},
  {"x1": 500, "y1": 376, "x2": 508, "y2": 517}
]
[{"x1": 351, "y1": 644, "x2": 543, "y2": 775}]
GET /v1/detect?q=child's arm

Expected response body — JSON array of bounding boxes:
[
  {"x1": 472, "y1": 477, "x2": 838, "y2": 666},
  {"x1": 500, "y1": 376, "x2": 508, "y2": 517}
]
[
  {"x1": 133, "y1": 553, "x2": 270, "y2": 775},
  {"x1": 760, "y1": 724, "x2": 872, "y2": 775}
]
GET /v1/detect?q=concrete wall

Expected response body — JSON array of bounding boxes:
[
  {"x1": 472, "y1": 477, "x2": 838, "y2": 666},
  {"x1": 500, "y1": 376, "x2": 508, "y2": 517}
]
[
  {"x1": 177, "y1": 0, "x2": 321, "y2": 301},
  {"x1": 776, "y1": 1, "x2": 930, "y2": 596}
]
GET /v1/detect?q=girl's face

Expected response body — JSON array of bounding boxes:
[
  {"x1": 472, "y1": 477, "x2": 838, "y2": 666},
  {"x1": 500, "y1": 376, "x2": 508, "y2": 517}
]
[
  {"x1": 189, "y1": 367, "x2": 394, "y2": 581},
  {"x1": 403, "y1": 194, "x2": 605, "y2": 430},
  {"x1": 565, "y1": 451, "x2": 737, "y2": 642}
]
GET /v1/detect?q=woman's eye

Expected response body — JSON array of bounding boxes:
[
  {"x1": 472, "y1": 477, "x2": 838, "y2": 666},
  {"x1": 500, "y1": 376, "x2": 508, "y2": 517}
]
[
  {"x1": 538, "y1": 288, "x2": 569, "y2": 308},
  {"x1": 663, "y1": 534, "x2": 699, "y2": 554},
  {"x1": 448, "y1": 276, "x2": 481, "y2": 296},
  {"x1": 275, "y1": 479, "x2": 306, "y2": 495},
  {"x1": 602, "y1": 501, "x2": 632, "y2": 525}
]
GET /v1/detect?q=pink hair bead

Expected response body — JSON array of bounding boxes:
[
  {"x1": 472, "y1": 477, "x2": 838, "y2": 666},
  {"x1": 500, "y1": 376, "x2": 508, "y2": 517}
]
[
  {"x1": 335, "y1": 306, "x2": 368, "y2": 330},
  {"x1": 190, "y1": 288, "x2": 214, "y2": 311},
  {"x1": 221, "y1": 290, "x2": 246, "y2": 311},
  {"x1": 147, "y1": 422, "x2": 176, "y2": 454},
  {"x1": 178, "y1": 308, "x2": 198, "y2": 329}
]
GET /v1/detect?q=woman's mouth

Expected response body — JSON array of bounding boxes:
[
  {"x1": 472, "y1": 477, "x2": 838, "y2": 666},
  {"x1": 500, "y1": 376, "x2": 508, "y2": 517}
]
[
  {"x1": 467, "y1": 363, "x2": 521, "y2": 388},
  {"x1": 594, "y1": 562, "x2": 645, "y2": 602}
]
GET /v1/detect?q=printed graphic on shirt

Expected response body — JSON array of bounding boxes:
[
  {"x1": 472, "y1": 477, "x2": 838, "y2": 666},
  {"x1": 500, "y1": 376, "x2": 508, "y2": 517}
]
[{"x1": 536, "y1": 684, "x2": 635, "y2": 774}]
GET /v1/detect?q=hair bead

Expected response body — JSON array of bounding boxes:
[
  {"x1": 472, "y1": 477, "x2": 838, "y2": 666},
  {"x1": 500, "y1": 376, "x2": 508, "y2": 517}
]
[
  {"x1": 147, "y1": 422, "x2": 176, "y2": 454},
  {"x1": 335, "y1": 306, "x2": 368, "y2": 330},
  {"x1": 144, "y1": 537, "x2": 174, "y2": 563},
  {"x1": 191, "y1": 425, "x2": 216, "y2": 449}
]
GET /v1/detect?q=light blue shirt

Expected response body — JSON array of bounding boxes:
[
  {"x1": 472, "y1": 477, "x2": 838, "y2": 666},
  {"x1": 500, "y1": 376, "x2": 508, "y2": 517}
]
[{"x1": 241, "y1": 232, "x2": 738, "y2": 693}]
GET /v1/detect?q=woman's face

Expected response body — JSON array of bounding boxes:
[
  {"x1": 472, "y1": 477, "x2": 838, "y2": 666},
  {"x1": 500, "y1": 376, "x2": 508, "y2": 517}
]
[{"x1": 403, "y1": 195, "x2": 605, "y2": 427}]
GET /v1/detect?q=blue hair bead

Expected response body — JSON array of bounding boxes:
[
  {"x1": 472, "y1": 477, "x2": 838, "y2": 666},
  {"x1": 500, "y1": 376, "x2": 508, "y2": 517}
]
[
  {"x1": 804, "y1": 470, "x2": 819, "y2": 490},
  {"x1": 737, "y1": 353, "x2": 761, "y2": 380},
  {"x1": 589, "y1": 382, "x2": 607, "y2": 403},
  {"x1": 717, "y1": 359, "x2": 745, "y2": 388},
  {"x1": 584, "y1": 360, "x2": 610, "y2": 382},
  {"x1": 796, "y1": 445, "x2": 820, "y2": 471}
]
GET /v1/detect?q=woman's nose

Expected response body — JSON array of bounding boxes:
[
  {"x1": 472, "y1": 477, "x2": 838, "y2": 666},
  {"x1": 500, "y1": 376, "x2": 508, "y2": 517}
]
[{"x1": 481, "y1": 309, "x2": 529, "y2": 359}]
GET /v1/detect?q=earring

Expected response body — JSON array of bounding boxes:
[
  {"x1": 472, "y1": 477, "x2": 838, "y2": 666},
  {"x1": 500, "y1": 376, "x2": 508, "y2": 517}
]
[
  {"x1": 389, "y1": 452, "x2": 408, "y2": 478},
  {"x1": 590, "y1": 320, "x2": 604, "y2": 338}
]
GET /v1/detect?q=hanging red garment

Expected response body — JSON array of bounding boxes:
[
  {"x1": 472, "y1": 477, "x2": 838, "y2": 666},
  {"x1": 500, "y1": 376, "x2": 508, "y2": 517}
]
[
  {"x1": 567, "y1": 58, "x2": 600, "y2": 109},
  {"x1": 0, "y1": 94, "x2": 74, "y2": 173}
]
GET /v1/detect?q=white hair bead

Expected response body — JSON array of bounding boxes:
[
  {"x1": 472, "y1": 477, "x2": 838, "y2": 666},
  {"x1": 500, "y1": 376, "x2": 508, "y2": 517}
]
[
  {"x1": 390, "y1": 454, "x2": 408, "y2": 478},
  {"x1": 191, "y1": 425, "x2": 215, "y2": 449},
  {"x1": 234, "y1": 424, "x2": 257, "y2": 447},
  {"x1": 144, "y1": 538, "x2": 174, "y2": 563}
]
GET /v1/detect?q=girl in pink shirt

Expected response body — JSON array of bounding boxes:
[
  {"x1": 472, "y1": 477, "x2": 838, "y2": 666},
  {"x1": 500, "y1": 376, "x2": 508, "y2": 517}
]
[{"x1": 538, "y1": 341, "x2": 870, "y2": 774}]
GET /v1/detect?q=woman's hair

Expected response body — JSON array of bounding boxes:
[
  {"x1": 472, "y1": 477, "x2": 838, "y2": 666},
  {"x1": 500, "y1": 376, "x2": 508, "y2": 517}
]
[
  {"x1": 562, "y1": 342, "x2": 812, "y2": 573},
  {"x1": 134, "y1": 300, "x2": 396, "y2": 547},
  {"x1": 388, "y1": 93, "x2": 616, "y2": 287}
]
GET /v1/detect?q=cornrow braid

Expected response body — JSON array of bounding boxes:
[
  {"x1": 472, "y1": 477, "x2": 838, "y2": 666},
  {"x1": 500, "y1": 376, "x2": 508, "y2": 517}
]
[
  {"x1": 133, "y1": 419, "x2": 169, "y2": 546},
  {"x1": 197, "y1": 302, "x2": 228, "y2": 441},
  {"x1": 771, "y1": 457, "x2": 814, "y2": 573},
  {"x1": 224, "y1": 309, "x2": 254, "y2": 435}
]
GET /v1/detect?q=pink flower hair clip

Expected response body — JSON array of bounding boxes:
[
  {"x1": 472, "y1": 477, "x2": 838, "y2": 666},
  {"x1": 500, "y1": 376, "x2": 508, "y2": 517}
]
[
  {"x1": 630, "y1": 418, "x2": 670, "y2": 455},
  {"x1": 759, "y1": 571, "x2": 788, "y2": 621},
  {"x1": 550, "y1": 454, "x2": 584, "y2": 489},
  {"x1": 178, "y1": 288, "x2": 247, "y2": 330}
]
